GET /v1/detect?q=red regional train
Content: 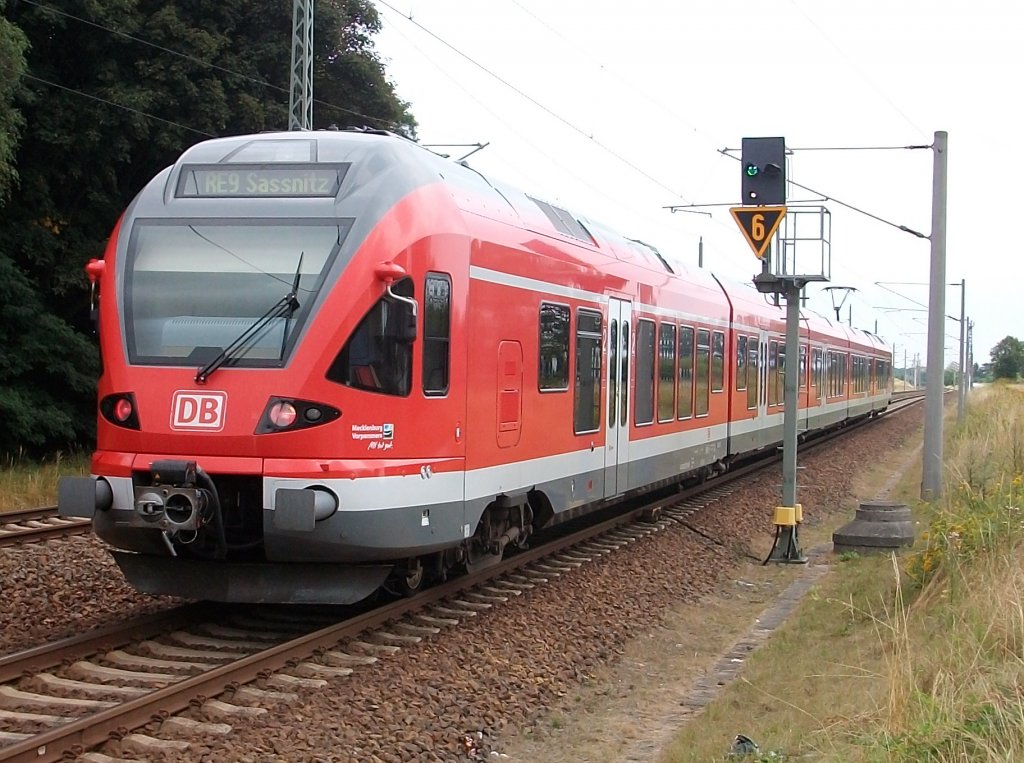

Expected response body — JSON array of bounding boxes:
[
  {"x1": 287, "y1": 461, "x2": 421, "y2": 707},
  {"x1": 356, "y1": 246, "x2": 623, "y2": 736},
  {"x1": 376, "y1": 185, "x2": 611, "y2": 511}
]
[{"x1": 59, "y1": 130, "x2": 893, "y2": 604}]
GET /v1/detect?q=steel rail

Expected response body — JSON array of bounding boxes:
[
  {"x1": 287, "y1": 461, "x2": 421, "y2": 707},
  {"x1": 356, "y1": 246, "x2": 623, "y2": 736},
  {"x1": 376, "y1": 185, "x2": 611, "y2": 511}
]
[
  {"x1": 0, "y1": 506, "x2": 90, "y2": 548},
  {"x1": 0, "y1": 604, "x2": 214, "y2": 685}
]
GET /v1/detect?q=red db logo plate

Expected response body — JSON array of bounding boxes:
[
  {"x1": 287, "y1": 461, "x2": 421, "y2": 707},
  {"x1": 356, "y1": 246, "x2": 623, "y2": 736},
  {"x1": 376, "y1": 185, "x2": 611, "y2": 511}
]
[{"x1": 170, "y1": 391, "x2": 227, "y2": 432}]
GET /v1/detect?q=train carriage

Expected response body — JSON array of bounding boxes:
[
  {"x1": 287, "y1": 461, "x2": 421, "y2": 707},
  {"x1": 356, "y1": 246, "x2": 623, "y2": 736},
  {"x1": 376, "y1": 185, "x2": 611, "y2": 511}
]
[{"x1": 60, "y1": 129, "x2": 892, "y2": 604}]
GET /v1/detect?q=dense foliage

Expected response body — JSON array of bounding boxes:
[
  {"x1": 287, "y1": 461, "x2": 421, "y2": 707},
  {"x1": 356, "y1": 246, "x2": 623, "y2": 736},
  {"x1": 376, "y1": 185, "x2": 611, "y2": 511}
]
[
  {"x1": 0, "y1": 0, "x2": 415, "y2": 455},
  {"x1": 990, "y1": 335, "x2": 1024, "y2": 380}
]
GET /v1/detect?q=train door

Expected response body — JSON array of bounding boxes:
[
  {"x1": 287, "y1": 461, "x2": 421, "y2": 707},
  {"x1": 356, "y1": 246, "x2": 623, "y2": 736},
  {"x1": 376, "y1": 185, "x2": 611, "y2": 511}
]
[
  {"x1": 756, "y1": 329, "x2": 770, "y2": 447},
  {"x1": 604, "y1": 298, "x2": 631, "y2": 497}
]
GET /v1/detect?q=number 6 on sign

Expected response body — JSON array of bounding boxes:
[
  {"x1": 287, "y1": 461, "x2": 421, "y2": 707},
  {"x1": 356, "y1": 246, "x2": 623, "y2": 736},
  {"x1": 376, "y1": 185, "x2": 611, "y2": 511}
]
[
  {"x1": 751, "y1": 213, "x2": 765, "y2": 240},
  {"x1": 730, "y1": 206, "x2": 786, "y2": 260}
]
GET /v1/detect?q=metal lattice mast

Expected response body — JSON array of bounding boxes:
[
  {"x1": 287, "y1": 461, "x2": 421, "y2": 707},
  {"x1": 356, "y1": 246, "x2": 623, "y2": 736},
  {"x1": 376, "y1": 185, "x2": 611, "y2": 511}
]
[{"x1": 289, "y1": 0, "x2": 313, "y2": 131}]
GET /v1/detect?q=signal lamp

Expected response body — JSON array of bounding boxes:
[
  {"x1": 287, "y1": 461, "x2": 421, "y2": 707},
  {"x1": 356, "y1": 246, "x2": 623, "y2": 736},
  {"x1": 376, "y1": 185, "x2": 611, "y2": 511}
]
[{"x1": 740, "y1": 137, "x2": 787, "y2": 205}]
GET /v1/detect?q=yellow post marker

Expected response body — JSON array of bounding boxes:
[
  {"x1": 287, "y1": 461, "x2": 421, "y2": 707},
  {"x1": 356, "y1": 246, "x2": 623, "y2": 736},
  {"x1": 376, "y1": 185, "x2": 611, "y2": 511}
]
[
  {"x1": 773, "y1": 505, "x2": 797, "y2": 526},
  {"x1": 765, "y1": 504, "x2": 807, "y2": 565}
]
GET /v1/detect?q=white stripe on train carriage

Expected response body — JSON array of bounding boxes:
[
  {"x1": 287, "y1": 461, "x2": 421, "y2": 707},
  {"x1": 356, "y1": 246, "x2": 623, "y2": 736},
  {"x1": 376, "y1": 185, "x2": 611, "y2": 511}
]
[
  {"x1": 471, "y1": 266, "x2": 779, "y2": 334},
  {"x1": 471, "y1": 266, "x2": 898, "y2": 355},
  {"x1": 266, "y1": 391, "x2": 893, "y2": 512},
  {"x1": 469, "y1": 266, "x2": 608, "y2": 305},
  {"x1": 629, "y1": 422, "x2": 730, "y2": 460},
  {"x1": 263, "y1": 447, "x2": 607, "y2": 512},
  {"x1": 264, "y1": 469, "x2": 467, "y2": 513}
]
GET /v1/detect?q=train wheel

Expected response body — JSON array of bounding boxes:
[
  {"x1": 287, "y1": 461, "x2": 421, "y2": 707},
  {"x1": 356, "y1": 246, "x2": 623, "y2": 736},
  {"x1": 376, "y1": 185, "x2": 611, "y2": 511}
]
[{"x1": 394, "y1": 558, "x2": 425, "y2": 597}]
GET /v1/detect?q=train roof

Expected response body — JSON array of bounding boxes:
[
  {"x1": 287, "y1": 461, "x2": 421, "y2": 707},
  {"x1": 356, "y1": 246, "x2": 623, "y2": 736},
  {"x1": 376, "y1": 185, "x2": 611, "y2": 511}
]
[{"x1": 155, "y1": 131, "x2": 680, "y2": 264}]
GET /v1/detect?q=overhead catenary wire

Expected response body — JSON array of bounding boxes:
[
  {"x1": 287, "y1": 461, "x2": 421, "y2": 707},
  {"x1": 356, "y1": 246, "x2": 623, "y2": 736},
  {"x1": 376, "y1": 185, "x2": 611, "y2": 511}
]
[
  {"x1": 24, "y1": 74, "x2": 215, "y2": 137},
  {"x1": 787, "y1": 0, "x2": 930, "y2": 141},
  {"x1": 376, "y1": 2, "x2": 766, "y2": 274},
  {"x1": 375, "y1": 7, "x2": 750, "y2": 273},
  {"x1": 375, "y1": 0, "x2": 689, "y2": 203}
]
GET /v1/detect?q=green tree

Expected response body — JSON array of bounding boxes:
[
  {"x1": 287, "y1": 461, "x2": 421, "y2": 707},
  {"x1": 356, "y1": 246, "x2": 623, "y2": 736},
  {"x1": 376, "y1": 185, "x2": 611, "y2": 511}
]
[
  {"x1": 0, "y1": 4, "x2": 84, "y2": 454},
  {"x1": 0, "y1": 0, "x2": 25, "y2": 199},
  {"x1": 990, "y1": 336, "x2": 1024, "y2": 380},
  {"x1": 0, "y1": 0, "x2": 415, "y2": 454},
  {"x1": 0, "y1": 255, "x2": 98, "y2": 452}
]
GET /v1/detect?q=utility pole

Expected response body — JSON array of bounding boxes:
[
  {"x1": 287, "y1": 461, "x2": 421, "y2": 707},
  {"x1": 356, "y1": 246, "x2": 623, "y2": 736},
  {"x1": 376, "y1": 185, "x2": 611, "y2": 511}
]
[
  {"x1": 289, "y1": 0, "x2": 313, "y2": 131},
  {"x1": 967, "y1": 320, "x2": 974, "y2": 388},
  {"x1": 957, "y1": 278, "x2": 966, "y2": 424},
  {"x1": 922, "y1": 131, "x2": 948, "y2": 501}
]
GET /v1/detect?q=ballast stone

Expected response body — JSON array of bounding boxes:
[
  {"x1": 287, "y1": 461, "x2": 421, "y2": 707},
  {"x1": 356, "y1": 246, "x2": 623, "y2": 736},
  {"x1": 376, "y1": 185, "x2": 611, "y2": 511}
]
[{"x1": 833, "y1": 501, "x2": 915, "y2": 553}]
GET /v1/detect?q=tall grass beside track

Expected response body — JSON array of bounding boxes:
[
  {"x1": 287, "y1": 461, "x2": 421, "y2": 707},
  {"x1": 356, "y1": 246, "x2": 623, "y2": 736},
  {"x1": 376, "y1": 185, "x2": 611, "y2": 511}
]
[
  {"x1": 0, "y1": 450, "x2": 90, "y2": 511},
  {"x1": 661, "y1": 383, "x2": 1024, "y2": 762},
  {"x1": 880, "y1": 384, "x2": 1024, "y2": 762}
]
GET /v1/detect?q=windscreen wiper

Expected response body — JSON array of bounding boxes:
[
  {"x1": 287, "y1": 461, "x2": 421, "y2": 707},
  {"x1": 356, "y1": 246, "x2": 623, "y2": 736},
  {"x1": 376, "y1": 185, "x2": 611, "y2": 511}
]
[{"x1": 195, "y1": 256, "x2": 303, "y2": 384}]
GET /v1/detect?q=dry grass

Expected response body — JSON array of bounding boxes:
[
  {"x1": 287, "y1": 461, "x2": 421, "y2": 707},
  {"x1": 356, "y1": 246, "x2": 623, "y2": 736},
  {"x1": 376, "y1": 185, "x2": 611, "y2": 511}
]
[
  {"x1": 660, "y1": 384, "x2": 1024, "y2": 762},
  {"x1": 0, "y1": 450, "x2": 90, "y2": 511}
]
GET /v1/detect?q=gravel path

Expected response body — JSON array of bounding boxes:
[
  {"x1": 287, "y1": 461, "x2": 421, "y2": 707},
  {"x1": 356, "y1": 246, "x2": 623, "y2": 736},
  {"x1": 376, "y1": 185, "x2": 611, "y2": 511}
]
[{"x1": 1, "y1": 408, "x2": 923, "y2": 761}]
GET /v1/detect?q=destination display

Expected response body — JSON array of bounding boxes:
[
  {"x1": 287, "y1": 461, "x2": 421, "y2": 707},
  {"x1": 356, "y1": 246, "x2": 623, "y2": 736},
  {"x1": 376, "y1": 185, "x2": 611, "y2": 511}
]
[{"x1": 176, "y1": 164, "x2": 348, "y2": 198}]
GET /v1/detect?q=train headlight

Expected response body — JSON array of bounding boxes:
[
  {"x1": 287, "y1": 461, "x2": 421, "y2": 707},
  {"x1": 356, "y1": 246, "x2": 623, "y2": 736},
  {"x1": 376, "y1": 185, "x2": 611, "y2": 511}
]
[
  {"x1": 256, "y1": 397, "x2": 341, "y2": 434},
  {"x1": 269, "y1": 401, "x2": 298, "y2": 428}
]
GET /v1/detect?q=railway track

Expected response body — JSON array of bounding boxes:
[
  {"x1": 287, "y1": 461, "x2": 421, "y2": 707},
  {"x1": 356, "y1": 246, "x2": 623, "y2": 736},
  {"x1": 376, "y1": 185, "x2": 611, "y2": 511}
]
[
  {"x1": 0, "y1": 398, "x2": 924, "y2": 762},
  {"x1": 0, "y1": 508, "x2": 89, "y2": 548}
]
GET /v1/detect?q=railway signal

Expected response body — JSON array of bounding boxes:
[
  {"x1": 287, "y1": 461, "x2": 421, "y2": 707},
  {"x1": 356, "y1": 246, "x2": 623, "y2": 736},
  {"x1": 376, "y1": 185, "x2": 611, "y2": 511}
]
[{"x1": 741, "y1": 137, "x2": 786, "y2": 205}]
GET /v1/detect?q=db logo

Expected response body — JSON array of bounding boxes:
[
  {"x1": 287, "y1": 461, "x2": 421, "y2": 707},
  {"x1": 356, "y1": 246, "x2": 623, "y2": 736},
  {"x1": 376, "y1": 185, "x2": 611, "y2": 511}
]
[{"x1": 170, "y1": 391, "x2": 227, "y2": 431}]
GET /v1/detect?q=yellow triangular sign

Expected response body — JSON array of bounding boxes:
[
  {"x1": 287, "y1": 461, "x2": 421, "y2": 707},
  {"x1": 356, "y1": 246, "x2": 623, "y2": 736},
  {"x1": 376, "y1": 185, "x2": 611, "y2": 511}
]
[{"x1": 730, "y1": 206, "x2": 786, "y2": 259}]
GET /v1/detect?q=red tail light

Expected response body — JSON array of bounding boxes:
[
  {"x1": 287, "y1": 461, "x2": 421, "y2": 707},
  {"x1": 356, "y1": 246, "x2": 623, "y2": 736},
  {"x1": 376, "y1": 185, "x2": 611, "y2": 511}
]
[{"x1": 100, "y1": 393, "x2": 140, "y2": 430}]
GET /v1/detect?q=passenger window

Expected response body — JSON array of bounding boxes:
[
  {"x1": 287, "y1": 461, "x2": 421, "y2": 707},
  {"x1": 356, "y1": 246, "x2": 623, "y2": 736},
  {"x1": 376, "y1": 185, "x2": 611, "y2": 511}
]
[
  {"x1": 608, "y1": 320, "x2": 618, "y2": 428},
  {"x1": 635, "y1": 319, "x2": 655, "y2": 425},
  {"x1": 711, "y1": 331, "x2": 725, "y2": 392},
  {"x1": 746, "y1": 337, "x2": 758, "y2": 409},
  {"x1": 736, "y1": 336, "x2": 748, "y2": 391},
  {"x1": 658, "y1": 323, "x2": 676, "y2": 422},
  {"x1": 539, "y1": 303, "x2": 570, "y2": 391},
  {"x1": 695, "y1": 329, "x2": 710, "y2": 416},
  {"x1": 678, "y1": 326, "x2": 694, "y2": 419},
  {"x1": 574, "y1": 309, "x2": 602, "y2": 434},
  {"x1": 423, "y1": 273, "x2": 451, "y2": 396},
  {"x1": 326, "y1": 278, "x2": 413, "y2": 396},
  {"x1": 778, "y1": 343, "x2": 786, "y2": 405}
]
